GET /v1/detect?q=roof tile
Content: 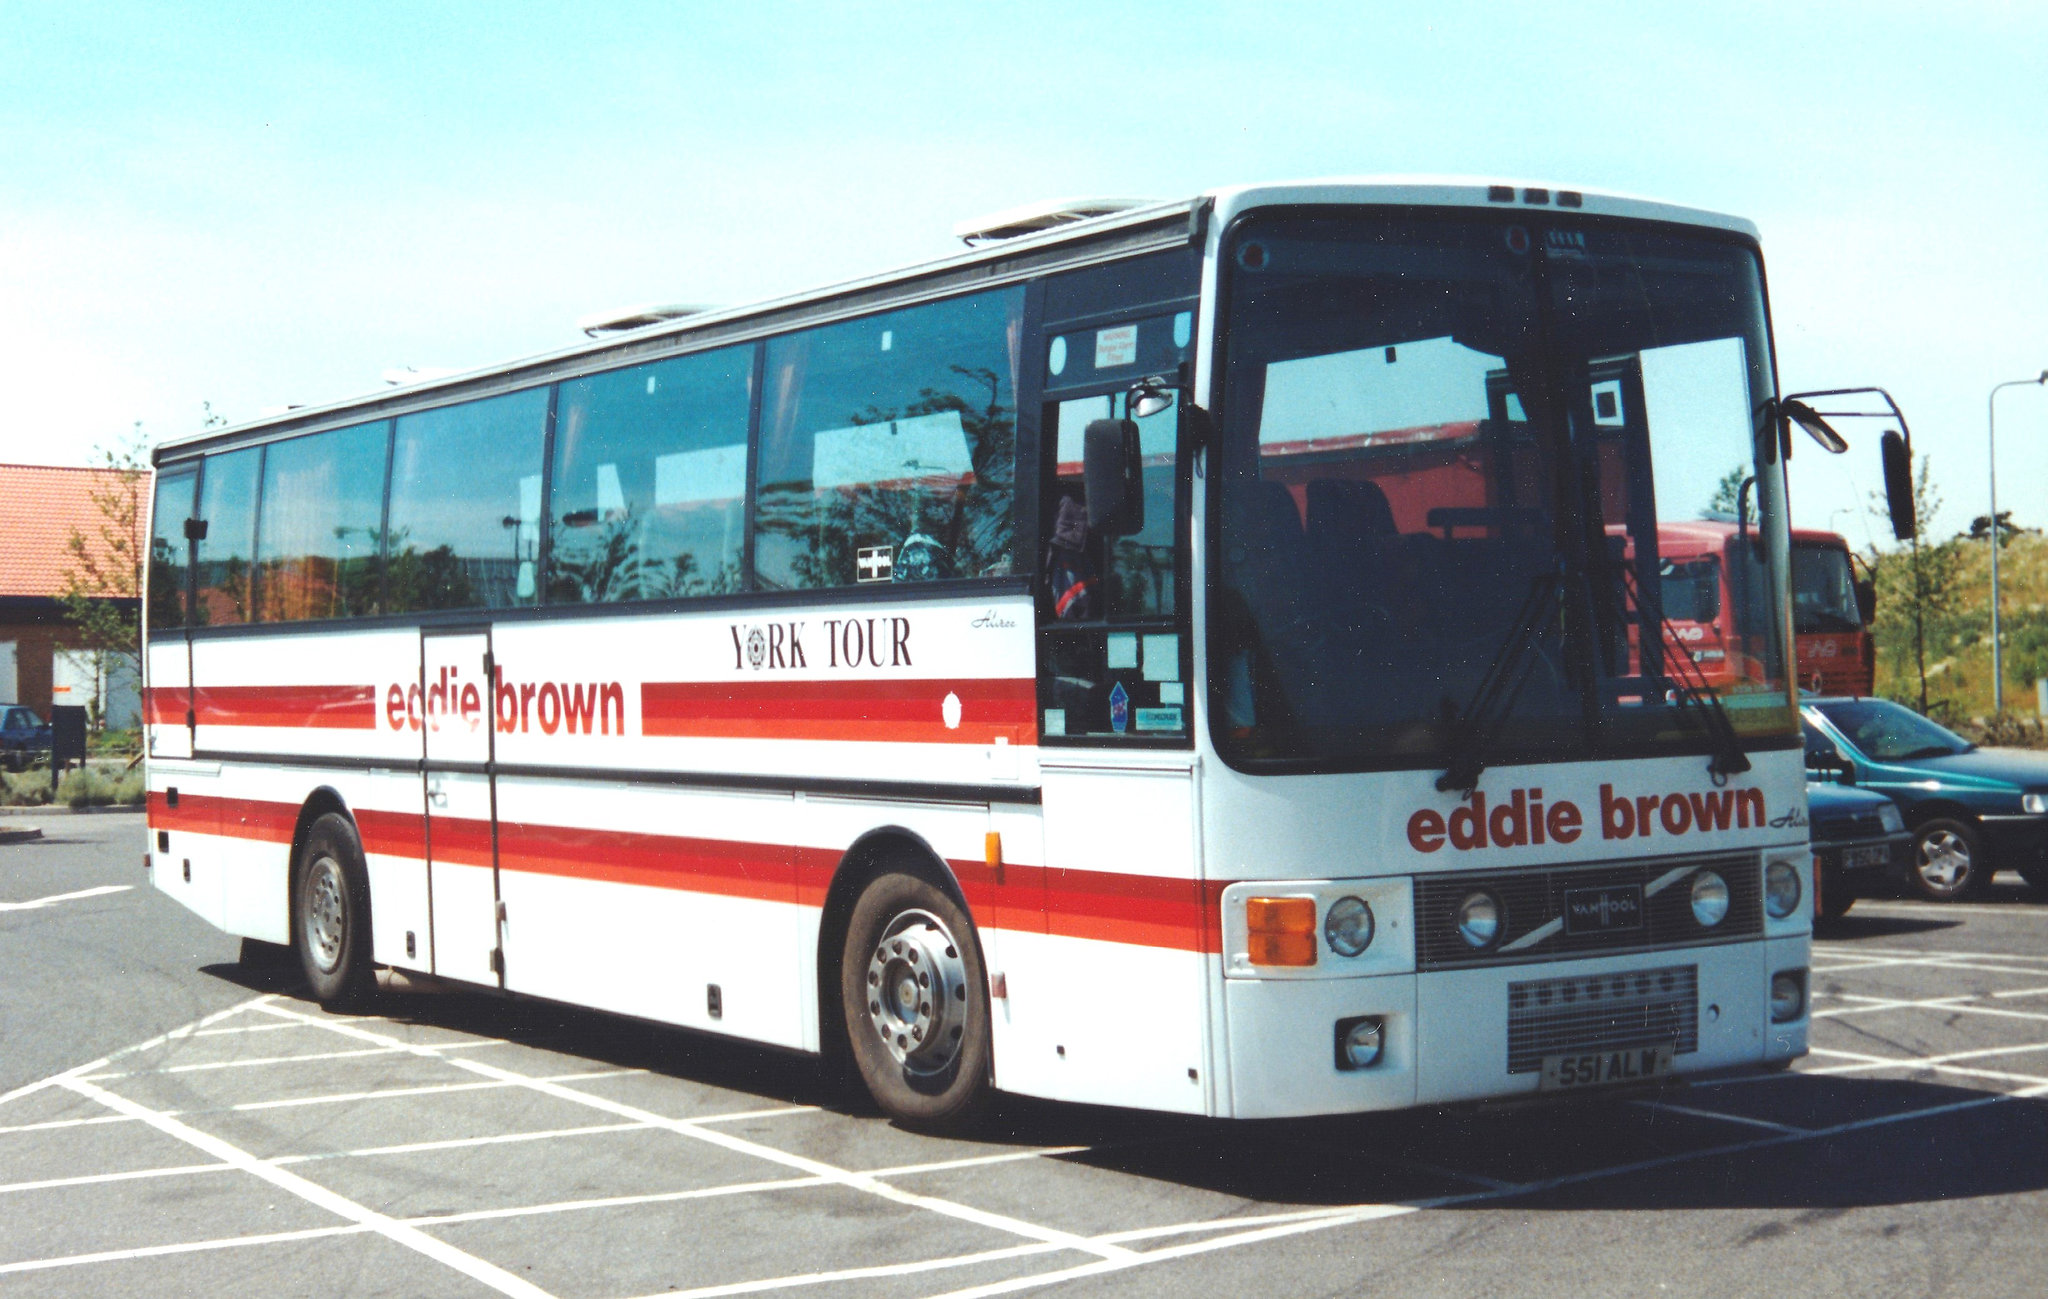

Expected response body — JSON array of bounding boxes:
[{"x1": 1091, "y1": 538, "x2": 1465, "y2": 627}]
[{"x1": 0, "y1": 463, "x2": 149, "y2": 599}]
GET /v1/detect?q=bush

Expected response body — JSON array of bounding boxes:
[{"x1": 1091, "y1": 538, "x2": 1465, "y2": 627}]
[
  {"x1": 0, "y1": 770, "x2": 52, "y2": 806},
  {"x1": 112, "y1": 766, "x2": 145, "y2": 805},
  {"x1": 56, "y1": 767, "x2": 115, "y2": 808},
  {"x1": 1970, "y1": 713, "x2": 2048, "y2": 750}
]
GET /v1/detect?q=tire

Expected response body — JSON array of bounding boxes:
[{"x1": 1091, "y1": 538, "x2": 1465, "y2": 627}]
[
  {"x1": 294, "y1": 812, "x2": 376, "y2": 1008},
  {"x1": 1908, "y1": 817, "x2": 1989, "y2": 902},
  {"x1": 839, "y1": 870, "x2": 991, "y2": 1133},
  {"x1": 1817, "y1": 865, "x2": 1856, "y2": 921}
]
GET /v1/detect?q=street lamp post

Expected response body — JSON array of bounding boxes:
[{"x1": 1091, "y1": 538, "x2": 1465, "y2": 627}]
[{"x1": 1988, "y1": 371, "x2": 2048, "y2": 713}]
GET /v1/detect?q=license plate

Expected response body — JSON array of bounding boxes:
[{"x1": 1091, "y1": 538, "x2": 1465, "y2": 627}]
[
  {"x1": 1539, "y1": 1043, "x2": 1675, "y2": 1090},
  {"x1": 1841, "y1": 843, "x2": 1891, "y2": 870}
]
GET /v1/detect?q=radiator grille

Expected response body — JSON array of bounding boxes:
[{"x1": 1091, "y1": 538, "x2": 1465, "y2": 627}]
[
  {"x1": 1812, "y1": 809, "x2": 1887, "y2": 843},
  {"x1": 1414, "y1": 852, "x2": 1761, "y2": 970},
  {"x1": 1506, "y1": 964, "x2": 1699, "y2": 1073}
]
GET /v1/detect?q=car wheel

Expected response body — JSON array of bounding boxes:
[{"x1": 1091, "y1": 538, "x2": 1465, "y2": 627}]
[
  {"x1": 295, "y1": 812, "x2": 375, "y2": 1009},
  {"x1": 839, "y1": 870, "x2": 991, "y2": 1133},
  {"x1": 1908, "y1": 817, "x2": 1988, "y2": 902},
  {"x1": 1817, "y1": 865, "x2": 1856, "y2": 921}
]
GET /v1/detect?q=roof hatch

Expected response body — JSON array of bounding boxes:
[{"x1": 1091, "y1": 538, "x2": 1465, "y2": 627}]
[{"x1": 952, "y1": 197, "x2": 1159, "y2": 246}]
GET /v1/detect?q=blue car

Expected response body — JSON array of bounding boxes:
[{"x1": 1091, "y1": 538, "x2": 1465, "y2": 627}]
[
  {"x1": 1806, "y1": 779, "x2": 1912, "y2": 920},
  {"x1": 1, "y1": 704, "x2": 52, "y2": 771},
  {"x1": 1802, "y1": 696, "x2": 2048, "y2": 901}
]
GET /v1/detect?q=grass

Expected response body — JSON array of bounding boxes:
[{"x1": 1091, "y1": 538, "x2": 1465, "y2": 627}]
[{"x1": 1871, "y1": 531, "x2": 2048, "y2": 741}]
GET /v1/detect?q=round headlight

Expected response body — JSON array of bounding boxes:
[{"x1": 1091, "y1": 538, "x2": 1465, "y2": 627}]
[
  {"x1": 1691, "y1": 871, "x2": 1730, "y2": 927},
  {"x1": 1457, "y1": 892, "x2": 1502, "y2": 948},
  {"x1": 1325, "y1": 896, "x2": 1375, "y2": 957},
  {"x1": 1878, "y1": 802, "x2": 1905, "y2": 833},
  {"x1": 1764, "y1": 859, "x2": 1804, "y2": 919}
]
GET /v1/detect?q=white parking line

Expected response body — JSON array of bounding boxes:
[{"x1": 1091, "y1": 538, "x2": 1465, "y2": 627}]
[
  {"x1": 271, "y1": 1121, "x2": 655, "y2": 1165},
  {"x1": 0, "y1": 1113, "x2": 138, "y2": 1137},
  {"x1": 1633, "y1": 1099, "x2": 1811, "y2": 1134},
  {"x1": 0, "y1": 995, "x2": 273, "y2": 1111},
  {"x1": 253, "y1": 1001, "x2": 1138, "y2": 1264},
  {"x1": 55, "y1": 1074, "x2": 558, "y2": 1299},
  {"x1": 0, "y1": 1224, "x2": 371, "y2": 1278},
  {"x1": 1818, "y1": 993, "x2": 2048, "y2": 1026},
  {"x1": 84, "y1": 1038, "x2": 509, "y2": 1078},
  {"x1": 0, "y1": 884, "x2": 132, "y2": 912},
  {"x1": 190, "y1": 1020, "x2": 305, "y2": 1038},
  {"x1": 0, "y1": 1161, "x2": 233, "y2": 1196}
]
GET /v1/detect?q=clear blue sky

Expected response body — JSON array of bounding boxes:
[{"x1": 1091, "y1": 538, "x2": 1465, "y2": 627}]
[{"x1": 3, "y1": 1, "x2": 2043, "y2": 546}]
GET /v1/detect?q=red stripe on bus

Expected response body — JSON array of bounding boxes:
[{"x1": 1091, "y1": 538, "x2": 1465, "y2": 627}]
[
  {"x1": 640, "y1": 678, "x2": 1037, "y2": 745},
  {"x1": 142, "y1": 688, "x2": 186, "y2": 726},
  {"x1": 156, "y1": 792, "x2": 1218, "y2": 952},
  {"x1": 192, "y1": 685, "x2": 379, "y2": 730}
]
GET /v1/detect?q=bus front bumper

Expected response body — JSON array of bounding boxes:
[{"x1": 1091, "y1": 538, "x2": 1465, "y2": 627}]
[{"x1": 1221, "y1": 937, "x2": 1808, "y2": 1119}]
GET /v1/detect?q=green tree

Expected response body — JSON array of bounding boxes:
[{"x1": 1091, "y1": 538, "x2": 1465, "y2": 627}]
[
  {"x1": 1869, "y1": 454, "x2": 1964, "y2": 714},
  {"x1": 59, "y1": 426, "x2": 150, "y2": 730}
]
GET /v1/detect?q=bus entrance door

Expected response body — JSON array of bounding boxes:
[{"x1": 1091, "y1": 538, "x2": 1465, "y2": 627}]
[{"x1": 421, "y1": 630, "x2": 503, "y2": 987}]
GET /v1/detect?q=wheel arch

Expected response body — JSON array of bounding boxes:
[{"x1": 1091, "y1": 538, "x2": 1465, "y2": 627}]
[
  {"x1": 286, "y1": 786, "x2": 356, "y2": 950},
  {"x1": 813, "y1": 826, "x2": 972, "y2": 1060},
  {"x1": 1900, "y1": 798, "x2": 1979, "y2": 832}
]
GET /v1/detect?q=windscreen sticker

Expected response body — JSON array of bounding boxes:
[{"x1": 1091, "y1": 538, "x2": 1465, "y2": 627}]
[
  {"x1": 1142, "y1": 634, "x2": 1180, "y2": 682},
  {"x1": 1158, "y1": 682, "x2": 1184, "y2": 706},
  {"x1": 1043, "y1": 708, "x2": 1066, "y2": 737},
  {"x1": 1134, "y1": 706, "x2": 1182, "y2": 732},
  {"x1": 1109, "y1": 681, "x2": 1129, "y2": 734},
  {"x1": 1095, "y1": 325, "x2": 1138, "y2": 370},
  {"x1": 1106, "y1": 633, "x2": 1139, "y2": 670}
]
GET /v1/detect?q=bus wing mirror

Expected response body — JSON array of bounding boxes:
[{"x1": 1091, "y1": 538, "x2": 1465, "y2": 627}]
[
  {"x1": 1881, "y1": 429, "x2": 1916, "y2": 540},
  {"x1": 1083, "y1": 418, "x2": 1144, "y2": 537},
  {"x1": 1854, "y1": 578, "x2": 1876, "y2": 626},
  {"x1": 182, "y1": 517, "x2": 209, "y2": 541}
]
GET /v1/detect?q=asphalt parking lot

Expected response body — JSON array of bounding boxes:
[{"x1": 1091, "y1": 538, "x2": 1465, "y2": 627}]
[{"x1": 6, "y1": 816, "x2": 2048, "y2": 1298}]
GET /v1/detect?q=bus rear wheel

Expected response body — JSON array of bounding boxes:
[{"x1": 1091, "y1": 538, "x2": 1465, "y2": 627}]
[
  {"x1": 839, "y1": 872, "x2": 991, "y2": 1133},
  {"x1": 295, "y1": 812, "x2": 375, "y2": 1009}
]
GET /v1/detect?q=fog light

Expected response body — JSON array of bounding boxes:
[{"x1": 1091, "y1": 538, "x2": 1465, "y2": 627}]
[
  {"x1": 2024, "y1": 793, "x2": 2048, "y2": 815},
  {"x1": 1770, "y1": 970, "x2": 1807, "y2": 1023},
  {"x1": 1765, "y1": 860, "x2": 1803, "y2": 919},
  {"x1": 1336, "y1": 1015, "x2": 1384, "y2": 1070},
  {"x1": 1691, "y1": 871, "x2": 1730, "y2": 927},
  {"x1": 1457, "y1": 892, "x2": 1502, "y2": 949},
  {"x1": 1324, "y1": 896, "x2": 1375, "y2": 957}
]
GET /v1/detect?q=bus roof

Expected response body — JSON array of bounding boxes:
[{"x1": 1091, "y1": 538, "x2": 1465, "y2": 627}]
[{"x1": 156, "y1": 177, "x2": 1760, "y2": 466}]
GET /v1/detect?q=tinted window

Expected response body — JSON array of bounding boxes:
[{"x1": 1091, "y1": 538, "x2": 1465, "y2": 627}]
[
  {"x1": 1814, "y1": 698, "x2": 1971, "y2": 761},
  {"x1": 387, "y1": 390, "x2": 549, "y2": 612},
  {"x1": 149, "y1": 468, "x2": 197, "y2": 630},
  {"x1": 550, "y1": 347, "x2": 752, "y2": 604},
  {"x1": 194, "y1": 447, "x2": 261, "y2": 626},
  {"x1": 755, "y1": 288, "x2": 1023, "y2": 590},
  {"x1": 255, "y1": 421, "x2": 390, "y2": 622}
]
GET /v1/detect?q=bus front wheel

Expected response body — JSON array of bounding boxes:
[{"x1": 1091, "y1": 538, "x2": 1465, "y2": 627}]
[
  {"x1": 295, "y1": 812, "x2": 375, "y2": 1009},
  {"x1": 839, "y1": 872, "x2": 991, "y2": 1133}
]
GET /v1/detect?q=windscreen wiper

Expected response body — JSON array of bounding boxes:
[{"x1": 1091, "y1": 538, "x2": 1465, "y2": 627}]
[
  {"x1": 1436, "y1": 568, "x2": 1565, "y2": 799},
  {"x1": 1622, "y1": 566, "x2": 1752, "y2": 782}
]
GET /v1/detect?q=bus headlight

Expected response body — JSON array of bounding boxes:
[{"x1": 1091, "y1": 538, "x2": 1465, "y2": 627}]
[
  {"x1": 1456, "y1": 892, "x2": 1502, "y2": 949},
  {"x1": 1878, "y1": 802, "x2": 1906, "y2": 833},
  {"x1": 1764, "y1": 860, "x2": 1803, "y2": 919},
  {"x1": 1324, "y1": 896, "x2": 1375, "y2": 957},
  {"x1": 1770, "y1": 970, "x2": 1807, "y2": 1023},
  {"x1": 1690, "y1": 871, "x2": 1730, "y2": 927}
]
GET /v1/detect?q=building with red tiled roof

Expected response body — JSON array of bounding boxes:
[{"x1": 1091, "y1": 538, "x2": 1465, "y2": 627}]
[{"x1": 0, "y1": 463, "x2": 146, "y2": 721}]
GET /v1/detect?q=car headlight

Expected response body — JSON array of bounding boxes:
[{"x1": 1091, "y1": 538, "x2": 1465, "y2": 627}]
[
  {"x1": 1324, "y1": 896, "x2": 1375, "y2": 957},
  {"x1": 2024, "y1": 793, "x2": 2048, "y2": 815},
  {"x1": 1691, "y1": 871, "x2": 1730, "y2": 927},
  {"x1": 1878, "y1": 802, "x2": 1905, "y2": 833},
  {"x1": 1764, "y1": 859, "x2": 1804, "y2": 919},
  {"x1": 1456, "y1": 892, "x2": 1502, "y2": 949}
]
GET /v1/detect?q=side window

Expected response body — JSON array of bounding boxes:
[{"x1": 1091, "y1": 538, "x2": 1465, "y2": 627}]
[
  {"x1": 754, "y1": 287, "x2": 1023, "y2": 590},
  {"x1": 550, "y1": 346, "x2": 752, "y2": 604},
  {"x1": 148, "y1": 468, "x2": 197, "y2": 630},
  {"x1": 255, "y1": 421, "x2": 389, "y2": 622},
  {"x1": 194, "y1": 447, "x2": 261, "y2": 626},
  {"x1": 387, "y1": 389, "x2": 549, "y2": 613}
]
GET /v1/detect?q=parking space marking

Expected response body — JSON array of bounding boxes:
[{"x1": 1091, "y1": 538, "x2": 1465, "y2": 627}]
[
  {"x1": 644, "y1": 1241, "x2": 1073, "y2": 1299},
  {"x1": 210, "y1": 1067, "x2": 643, "y2": 1113},
  {"x1": 1632, "y1": 1099, "x2": 1811, "y2": 1134},
  {"x1": 253, "y1": 1000, "x2": 1141, "y2": 1264},
  {"x1": 0, "y1": 994, "x2": 273, "y2": 1110},
  {"x1": 0, "y1": 884, "x2": 132, "y2": 912},
  {"x1": 0, "y1": 1113, "x2": 138, "y2": 1136},
  {"x1": 0, "y1": 1161, "x2": 233, "y2": 1196},
  {"x1": 269, "y1": 1121, "x2": 656, "y2": 1166},
  {"x1": 190, "y1": 1020, "x2": 305, "y2": 1037},
  {"x1": 84, "y1": 1038, "x2": 511, "y2": 1079},
  {"x1": 0, "y1": 1223, "x2": 371, "y2": 1279},
  {"x1": 55, "y1": 1074, "x2": 559, "y2": 1299},
  {"x1": 1819, "y1": 993, "x2": 2048, "y2": 1026}
]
